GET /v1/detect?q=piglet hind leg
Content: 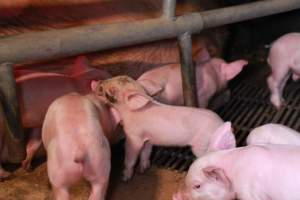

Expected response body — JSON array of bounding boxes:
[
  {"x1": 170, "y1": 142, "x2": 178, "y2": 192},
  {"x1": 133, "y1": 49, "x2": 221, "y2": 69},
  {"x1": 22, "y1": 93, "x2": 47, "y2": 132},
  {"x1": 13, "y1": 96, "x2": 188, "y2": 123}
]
[
  {"x1": 52, "y1": 186, "x2": 70, "y2": 200},
  {"x1": 190, "y1": 132, "x2": 209, "y2": 157},
  {"x1": 88, "y1": 181, "x2": 109, "y2": 200},
  {"x1": 123, "y1": 138, "x2": 144, "y2": 181},
  {"x1": 47, "y1": 153, "x2": 82, "y2": 200},
  {"x1": 292, "y1": 73, "x2": 300, "y2": 81},
  {"x1": 22, "y1": 128, "x2": 42, "y2": 171},
  {"x1": 139, "y1": 142, "x2": 153, "y2": 173},
  {"x1": 267, "y1": 64, "x2": 290, "y2": 110},
  {"x1": 83, "y1": 141, "x2": 111, "y2": 200}
]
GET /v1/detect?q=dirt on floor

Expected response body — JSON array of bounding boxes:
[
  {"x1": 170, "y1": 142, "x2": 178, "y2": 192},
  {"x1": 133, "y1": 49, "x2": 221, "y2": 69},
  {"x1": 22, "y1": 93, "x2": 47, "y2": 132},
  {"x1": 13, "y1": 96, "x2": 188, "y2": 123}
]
[{"x1": 0, "y1": 145, "x2": 186, "y2": 200}]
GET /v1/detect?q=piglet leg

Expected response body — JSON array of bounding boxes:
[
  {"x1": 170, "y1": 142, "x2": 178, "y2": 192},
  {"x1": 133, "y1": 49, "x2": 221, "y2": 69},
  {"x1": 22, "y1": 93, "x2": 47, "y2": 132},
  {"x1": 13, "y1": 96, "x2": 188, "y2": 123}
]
[
  {"x1": 267, "y1": 59, "x2": 290, "y2": 109},
  {"x1": 123, "y1": 138, "x2": 143, "y2": 181},
  {"x1": 292, "y1": 73, "x2": 300, "y2": 81},
  {"x1": 88, "y1": 181, "x2": 108, "y2": 200},
  {"x1": 22, "y1": 127, "x2": 42, "y2": 171},
  {"x1": 52, "y1": 186, "x2": 70, "y2": 200},
  {"x1": 139, "y1": 142, "x2": 152, "y2": 173}
]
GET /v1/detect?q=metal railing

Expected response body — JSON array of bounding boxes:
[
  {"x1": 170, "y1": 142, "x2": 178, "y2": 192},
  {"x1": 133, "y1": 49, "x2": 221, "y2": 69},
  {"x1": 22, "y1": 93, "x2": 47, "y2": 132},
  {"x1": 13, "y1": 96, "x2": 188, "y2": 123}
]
[{"x1": 0, "y1": 0, "x2": 299, "y2": 161}]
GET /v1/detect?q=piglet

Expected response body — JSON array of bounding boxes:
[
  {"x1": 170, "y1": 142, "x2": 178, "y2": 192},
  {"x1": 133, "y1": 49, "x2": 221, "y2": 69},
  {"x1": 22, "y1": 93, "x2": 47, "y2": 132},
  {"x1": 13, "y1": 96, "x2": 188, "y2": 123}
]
[
  {"x1": 42, "y1": 93, "x2": 111, "y2": 200},
  {"x1": 267, "y1": 33, "x2": 300, "y2": 109},
  {"x1": 137, "y1": 48, "x2": 248, "y2": 107},
  {"x1": 174, "y1": 142, "x2": 300, "y2": 200},
  {"x1": 91, "y1": 76, "x2": 235, "y2": 181},
  {"x1": 247, "y1": 123, "x2": 300, "y2": 146}
]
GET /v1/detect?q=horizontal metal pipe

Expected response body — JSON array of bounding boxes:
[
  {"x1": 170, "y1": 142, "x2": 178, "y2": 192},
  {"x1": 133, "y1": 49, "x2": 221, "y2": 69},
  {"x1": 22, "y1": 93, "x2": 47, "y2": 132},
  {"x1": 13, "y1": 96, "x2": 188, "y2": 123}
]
[{"x1": 0, "y1": 0, "x2": 299, "y2": 64}]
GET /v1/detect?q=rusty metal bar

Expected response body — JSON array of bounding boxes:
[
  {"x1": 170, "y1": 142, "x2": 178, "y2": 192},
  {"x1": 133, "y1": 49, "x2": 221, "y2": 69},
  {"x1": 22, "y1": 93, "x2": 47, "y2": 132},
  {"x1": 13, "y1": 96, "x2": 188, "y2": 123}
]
[
  {"x1": 162, "y1": 0, "x2": 177, "y2": 20},
  {"x1": 0, "y1": 0, "x2": 299, "y2": 64},
  {"x1": 178, "y1": 32, "x2": 198, "y2": 107},
  {"x1": 0, "y1": 63, "x2": 25, "y2": 163}
]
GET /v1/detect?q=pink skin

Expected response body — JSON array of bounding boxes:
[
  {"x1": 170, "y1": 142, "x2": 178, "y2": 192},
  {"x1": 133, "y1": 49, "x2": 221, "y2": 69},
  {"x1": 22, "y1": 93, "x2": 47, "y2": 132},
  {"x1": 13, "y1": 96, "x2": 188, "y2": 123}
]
[
  {"x1": 137, "y1": 48, "x2": 248, "y2": 107},
  {"x1": 175, "y1": 143, "x2": 300, "y2": 200},
  {"x1": 267, "y1": 33, "x2": 300, "y2": 109},
  {"x1": 0, "y1": 57, "x2": 115, "y2": 178},
  {"x1": 42, "y1": 93, "x2": 111, "y2": 200},
  {"x1": 91, "y1": 76, "x2": 232, "y2": 181},
  {"x1": 247, "y1": 123, "x2": 300, "y2": 146}
]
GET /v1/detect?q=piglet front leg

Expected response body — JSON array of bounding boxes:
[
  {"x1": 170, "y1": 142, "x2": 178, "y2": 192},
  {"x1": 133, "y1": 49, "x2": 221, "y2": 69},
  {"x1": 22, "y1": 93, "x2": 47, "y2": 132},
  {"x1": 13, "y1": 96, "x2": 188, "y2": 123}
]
[
  {"x1": 139, "y1": 142, "x2": 153, "y2": 173},
  {"x1": 123, "y1": 137, "x2": 143, "y2": 181},
  {"x1": 22, "y1": 128, "x2": 42, "y2": 171}
]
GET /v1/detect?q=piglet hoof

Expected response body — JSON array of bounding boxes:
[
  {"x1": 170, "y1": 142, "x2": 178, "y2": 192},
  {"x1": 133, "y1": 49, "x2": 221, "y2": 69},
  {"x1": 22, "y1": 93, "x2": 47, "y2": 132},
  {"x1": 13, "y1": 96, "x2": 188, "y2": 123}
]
[
  {"x1": 270, "y1": 96, "x2": 283, "y2": 111},
  {"x1": 122, "y1": 169, "x2": 133, "y2": 182},
  {"x1": 0, "y1": 170, "x2": 11, "y2": 182},
  {"x1": 292, "y1": 74, "x2": 300, "y2": 81},
  {"x1": 139, "y1": 161, "x2": 150, "y2": 173},
  {"x1": 21, "y1": 160, "x2": 33, "y2": 172}
]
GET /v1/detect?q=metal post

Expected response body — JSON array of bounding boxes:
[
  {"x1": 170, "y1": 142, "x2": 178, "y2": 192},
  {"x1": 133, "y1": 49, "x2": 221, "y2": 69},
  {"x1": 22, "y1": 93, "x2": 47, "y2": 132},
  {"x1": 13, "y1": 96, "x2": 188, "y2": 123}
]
[
  {"x1": 163, "y1": 0, "x2": 177, "y2": 20},
  {"x1": 178, "y1": 32, "x2": 198, "y2": 107},
  {"x1": 0, "y1": 63, "x2": 25, "y2": 163}
]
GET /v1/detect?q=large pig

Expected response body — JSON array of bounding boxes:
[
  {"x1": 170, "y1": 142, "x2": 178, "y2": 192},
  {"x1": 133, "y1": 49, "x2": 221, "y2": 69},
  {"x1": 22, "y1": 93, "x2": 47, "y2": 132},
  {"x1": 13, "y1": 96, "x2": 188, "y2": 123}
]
[
  {"x1": 0, "y1": 57, "x2": 117, "y2": 179},
  {"x1": 173, "y1": 143, "x2": 300, "y2": 200},
  {"x1": 247, "y1": 123, "x2": 300, "y2": 146},
  {"x1": 267, "y1": 33, "x2": 300, "y2": 109},
  {"x1": 91, "y1": 76, "x2": 235, "y2": 181},
  {"x1": 42, "y1": 93, "x2": 111, "y2": 200},
  {"x1": 137, "y1": 48, "x2": 248, "y2": 107}
]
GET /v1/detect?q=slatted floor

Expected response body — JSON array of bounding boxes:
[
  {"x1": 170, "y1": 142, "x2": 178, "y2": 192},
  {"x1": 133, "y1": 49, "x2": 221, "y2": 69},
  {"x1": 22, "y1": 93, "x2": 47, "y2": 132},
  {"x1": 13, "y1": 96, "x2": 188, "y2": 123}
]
[{"x1": 151, "y1": 66, "x2": 300, "y2": 171}]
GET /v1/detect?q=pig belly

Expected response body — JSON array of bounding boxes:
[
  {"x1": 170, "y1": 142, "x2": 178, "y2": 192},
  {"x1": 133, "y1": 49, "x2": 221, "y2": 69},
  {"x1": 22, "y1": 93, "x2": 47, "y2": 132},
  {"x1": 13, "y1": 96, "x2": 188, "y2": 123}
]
[{"x1": 135, "y1": 106, "x2": 223, "y2": 146}]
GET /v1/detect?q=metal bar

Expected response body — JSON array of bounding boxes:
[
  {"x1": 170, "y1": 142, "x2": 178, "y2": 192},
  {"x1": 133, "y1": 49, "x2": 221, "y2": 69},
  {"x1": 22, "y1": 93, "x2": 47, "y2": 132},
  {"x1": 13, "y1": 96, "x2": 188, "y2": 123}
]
[
  {"x1": 178, "y1": 32, "x2": 198, "y2": 107},
  {"x1": 0, "y1": 0, "x2": 299, "y2": 64},
  {"x1": 0, "y1": 63, "x2": 25, "y2": 163},
  {"x1": 162, "y1": 0, "x2": 177, "y2": 20}
]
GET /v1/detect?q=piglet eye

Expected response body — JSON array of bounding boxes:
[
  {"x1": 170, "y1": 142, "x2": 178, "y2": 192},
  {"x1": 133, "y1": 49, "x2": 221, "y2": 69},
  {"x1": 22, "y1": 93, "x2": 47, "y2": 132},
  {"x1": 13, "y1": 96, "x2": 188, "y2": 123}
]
[{"x1": 193, "y1": 185, "x2": 201, "y2": 190}]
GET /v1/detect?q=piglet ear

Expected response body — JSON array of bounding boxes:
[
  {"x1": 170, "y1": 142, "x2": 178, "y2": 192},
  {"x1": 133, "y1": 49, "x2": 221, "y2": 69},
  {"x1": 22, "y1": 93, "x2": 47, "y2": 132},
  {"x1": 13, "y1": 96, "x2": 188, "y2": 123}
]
[
  {"x1": 222, "y1": 59, "x2": 248, "y2": 81},
  {"x1": 203, "y1": 166, "x2": 231, "y2": 189},
  {"x1": 91, "y1": 80, "x2": 101, "y2": 93},
  {"x1": 207, "y1": 122, "x2": 236, "y2": 152},
  {"x1": 193, "y1": 47, "x2": 211, "y2": 64},
  {"x1": 138, "y1": 79, "x2": 163, "y2": 96},
  {"x1": 125, "y1": 91, "x2": 151, "y2": 110}
]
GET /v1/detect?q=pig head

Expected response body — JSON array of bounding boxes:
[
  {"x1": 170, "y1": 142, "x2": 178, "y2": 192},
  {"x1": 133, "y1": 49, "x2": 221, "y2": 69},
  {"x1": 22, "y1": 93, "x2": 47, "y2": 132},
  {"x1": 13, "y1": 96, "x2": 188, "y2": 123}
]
[
  {"x1": 91, "y1": 75, "x2": 149, "y2": 112},
  {"x1": 137, "y1": 48, "x2": 247, "y2": 108},
  {"x1": 173, "y1": 122, "x2": 237, "y2": 200}
]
